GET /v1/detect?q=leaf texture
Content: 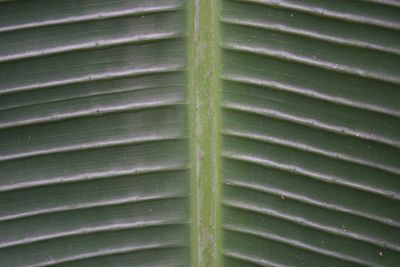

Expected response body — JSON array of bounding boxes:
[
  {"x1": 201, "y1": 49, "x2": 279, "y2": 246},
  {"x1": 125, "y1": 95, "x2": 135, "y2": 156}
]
[
  {"x1": 2, "y1": 0, "x2": 400, "y2": 266},
  {"x1": 220, "y1": 0, "x2": 400, "y2": 266},
  {"x1": 0, "y1": 0, "x2": 189, "y2": 266}
]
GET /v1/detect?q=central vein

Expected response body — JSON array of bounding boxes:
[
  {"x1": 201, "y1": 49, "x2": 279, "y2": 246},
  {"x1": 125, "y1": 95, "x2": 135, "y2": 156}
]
[{"x1": 188, "y1": 0, "x2": 222, "y2": 266}]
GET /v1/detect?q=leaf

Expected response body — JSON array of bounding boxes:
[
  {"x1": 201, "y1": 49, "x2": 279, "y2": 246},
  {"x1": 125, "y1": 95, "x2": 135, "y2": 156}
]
[
  {"x1": 1, "y1": 0, "x2": 400, "y2": 266},
  {"x1": 220, "y1": 0, "x2": 400, "y2": 266},
  {"x1": 0, "y1": 1, "x2": 190, "y2": 266}
]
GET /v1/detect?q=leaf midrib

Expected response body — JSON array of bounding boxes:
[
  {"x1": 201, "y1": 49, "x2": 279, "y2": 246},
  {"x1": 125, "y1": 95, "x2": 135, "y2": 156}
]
[{"x1": 188, "y1": 0, "x2": 223, "y2": 266}]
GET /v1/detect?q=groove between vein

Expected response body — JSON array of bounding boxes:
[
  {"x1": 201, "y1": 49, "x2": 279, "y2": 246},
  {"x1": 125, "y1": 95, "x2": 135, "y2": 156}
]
[
  {"x1": 224, "y1": 178, "x2": 399, "y2": 228},
  {"x1": 224, "y1": 225, "x2": 371, "y2": 266},
  {"x1": 0, "y1": 165, "x2": 187, "y2": 193},
  {"x1": 0, "y1": 189, "x2": 187, "y2": 223},
  {"x1": 222, "y1": 74, "x2": 400, "y2": 118},
  {"x1": 223, "y1": 200, "x2": 400, "y2": 252},
  {"x1": 221, "y1": 17, "x2": 400, "y2": 56},
  {"x1": 34, "y1": 243, "x2": 187, "y2": 267},
  {"x1": 0, "y1": 4, "x2": 183, "y2": 34},
  {"x1": 238, "y1": 0, "x2": 400, "y2": 31},
  {"x1": 222, "y1": 152, "x2": 400, "y2": 201},
  {"x1": 224, "y1": 251, "x2": 285, "y2": 267},
  {"x1": 0, "y1": 219, "x2": 188, "y2": 250},
  {"x1": 0, "y1": 65, "x2": 183, "y2": 96},
  {"x1": 0, "y1": 32, "x2": 182, "y2": 64},
  {"x1": 222, "y1": 101, "x2": 400, "y2": 149},
  {"x1": 223, "y1": 130, "x2": 400, "y2": 175},
  {"x1": 0, "y1": 100, "x2": 184, "y2": 130},
  {"x1": 222, "y1": 43, "x2": 400, "y2": 85},
  {"x1": 0, "y1": 135, "x2": 184, "y2": 163}
]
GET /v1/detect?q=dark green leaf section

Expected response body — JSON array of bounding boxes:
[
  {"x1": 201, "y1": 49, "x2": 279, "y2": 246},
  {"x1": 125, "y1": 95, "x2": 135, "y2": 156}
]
[
  {"x1": 2, "y1": 0, "x2": 400, "y2": 266},
  {"x1": 220, "y1": 0, "x2": 400, "y2": 266},
  {"x1": 0, "y1": 1, "x2": 189, "y2": 266}
]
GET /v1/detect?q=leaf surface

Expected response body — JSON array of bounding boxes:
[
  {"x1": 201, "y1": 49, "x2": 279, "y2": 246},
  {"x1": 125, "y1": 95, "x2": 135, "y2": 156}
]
[{"x1": 1, "y1": 0, "x2": 400, "y2": 266}]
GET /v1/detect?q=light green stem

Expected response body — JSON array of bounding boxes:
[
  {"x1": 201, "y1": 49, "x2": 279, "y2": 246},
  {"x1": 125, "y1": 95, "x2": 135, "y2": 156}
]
[{"x1": 188, "y1": 0, "x2": 222, "y2": 266}]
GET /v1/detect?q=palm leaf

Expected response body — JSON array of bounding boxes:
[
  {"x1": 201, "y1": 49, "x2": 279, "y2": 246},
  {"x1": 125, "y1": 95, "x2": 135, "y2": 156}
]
[{"x1": 1, "y1": 0, "x2": 399, "y2": 266}]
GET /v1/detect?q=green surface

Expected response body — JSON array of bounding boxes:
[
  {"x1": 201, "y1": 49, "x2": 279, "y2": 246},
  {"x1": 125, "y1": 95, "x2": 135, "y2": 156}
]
[
  {"x1": 0, "y1": 1, "x2": 190, "y2": 266},
  {"x1": 187, "y1": 0, "x2": 222, "y2": 266},
  {"x1": 1, "y1": 0, "x2": 400, "y2": 266},
  {"x1": 220, "y1": 0, "x2": 400, "y2": 266}
]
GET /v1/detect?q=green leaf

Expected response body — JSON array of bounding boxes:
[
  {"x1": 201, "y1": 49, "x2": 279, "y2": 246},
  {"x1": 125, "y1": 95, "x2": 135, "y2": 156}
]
[
  {"x1": 0, "y1": 1, "x2": 190, "y2": 266},
  {"x1": 219, "y1": 1, "x2": 400, "y2": 266},
  {"x1": 1, "y1": 0, "x2": 400, "y2": 266}
]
